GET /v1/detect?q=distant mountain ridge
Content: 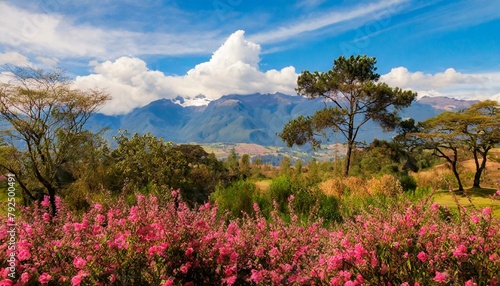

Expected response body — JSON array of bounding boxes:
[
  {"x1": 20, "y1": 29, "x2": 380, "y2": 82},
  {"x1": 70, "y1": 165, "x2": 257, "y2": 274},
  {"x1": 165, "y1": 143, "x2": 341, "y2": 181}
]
[
  {"x1": 417, "y1": 96, "x2": 480, "y2": 111},
  {"x1": 87, "y1": 93, "x2": 478, "y2": 145}
]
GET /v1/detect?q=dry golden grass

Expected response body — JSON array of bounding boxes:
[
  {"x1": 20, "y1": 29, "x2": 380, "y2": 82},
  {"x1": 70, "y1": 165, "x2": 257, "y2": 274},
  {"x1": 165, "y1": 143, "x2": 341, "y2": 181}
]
[
  {"x1": 411, "y1": 167, "x2": 454, "y2": 190},
  {"x1": 319, "y1": 179, "x2": 345, "y2": 197},
  {"x1": 413, "y1": 153, "x2": 500, "y2": 190},
  {"x1": 366, "y1": 174, "x2": 403, "y2": 196}
]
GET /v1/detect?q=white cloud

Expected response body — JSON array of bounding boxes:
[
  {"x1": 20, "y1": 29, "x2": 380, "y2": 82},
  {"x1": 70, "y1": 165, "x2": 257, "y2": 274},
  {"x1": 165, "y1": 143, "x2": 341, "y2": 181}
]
[
  {"x1": 381, "y1": 67, "x2": 500, "y2": 102},
  {"x1": 74, "y1": 30, "x2": 299, "y2": 115},
  {"x1": 0, "y1": 2, "x2": 222, "y2": 60},
  {"x1": 35, "y1": 56, "x2": 59, "y2": 67},
  {"x1": 0, "y1": 52, "x2": 29, "y2": 66}
]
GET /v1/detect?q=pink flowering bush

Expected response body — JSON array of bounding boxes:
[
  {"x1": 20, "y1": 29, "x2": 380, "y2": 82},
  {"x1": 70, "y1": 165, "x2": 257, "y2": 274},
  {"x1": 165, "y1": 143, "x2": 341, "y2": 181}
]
[{"x1": 1, "y1": 191, "x2": 499, "y2": 285}]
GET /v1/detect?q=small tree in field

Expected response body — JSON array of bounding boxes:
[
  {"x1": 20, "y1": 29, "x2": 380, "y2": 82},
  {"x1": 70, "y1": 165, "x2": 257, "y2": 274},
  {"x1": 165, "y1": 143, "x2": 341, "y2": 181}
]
[
  {"x1": 411, "y1": 100, "x2": 500, "y2": 190},
  {"x1": 461, "y1": 100, "x2": 500, "y2": 188},
  {"x1": 0, "y1": 67, "x2": 109, "y2": 215},
  {"x1": 279, "y1": 55, "x2": 416, "y2": 177}
]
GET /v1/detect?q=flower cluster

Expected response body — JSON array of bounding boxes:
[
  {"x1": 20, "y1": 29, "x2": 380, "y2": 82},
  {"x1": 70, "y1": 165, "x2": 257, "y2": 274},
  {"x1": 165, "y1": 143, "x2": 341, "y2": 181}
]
[{"x1": 1, "y1": 192, "x2": 499, "y2": 285}]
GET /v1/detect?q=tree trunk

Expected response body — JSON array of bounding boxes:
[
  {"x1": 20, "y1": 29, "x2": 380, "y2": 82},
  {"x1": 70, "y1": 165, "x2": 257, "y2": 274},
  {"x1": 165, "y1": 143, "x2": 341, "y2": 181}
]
[
  {"x1": 436, "y1": 147, "x2": 464, "y2": 192},
  {"x1": 450, "y1": 161, "x2": 464, "y2": 192},
  {"x1": 344, "y1": 140, "x2": 353, "y2": 177},
  {"x1": 48, "y1": 186, "x2": 57, "y2": 217},
  {"x1": 472, "y1": 149, "x2": 488, "y2": 188}
]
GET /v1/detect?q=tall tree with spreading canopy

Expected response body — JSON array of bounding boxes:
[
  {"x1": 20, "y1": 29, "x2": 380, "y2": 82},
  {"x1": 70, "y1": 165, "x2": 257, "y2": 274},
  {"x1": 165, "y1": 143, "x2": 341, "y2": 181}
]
[
  {"x1": 279, "y1": 55, "x2": 416, "y2": 176},
  {"x1": 0, "y1": 67, "x2": 110, "y2": 215}
]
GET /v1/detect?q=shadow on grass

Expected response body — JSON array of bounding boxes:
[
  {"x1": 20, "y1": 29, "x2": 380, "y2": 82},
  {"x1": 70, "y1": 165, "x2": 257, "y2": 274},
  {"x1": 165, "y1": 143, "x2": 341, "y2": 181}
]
[{"x1": 463, "y1": 187, "x2": 497, "y2": 197}]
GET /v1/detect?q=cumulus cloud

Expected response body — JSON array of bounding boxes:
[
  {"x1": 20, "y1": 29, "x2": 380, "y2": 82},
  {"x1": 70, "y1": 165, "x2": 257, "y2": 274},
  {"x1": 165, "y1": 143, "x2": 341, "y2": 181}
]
[
  {"x1": 74, "y1": 30, "x2": 298, "y2": 115},
  {"x1": 381, "y1": 67, "x2": 500, "y2": 102}
]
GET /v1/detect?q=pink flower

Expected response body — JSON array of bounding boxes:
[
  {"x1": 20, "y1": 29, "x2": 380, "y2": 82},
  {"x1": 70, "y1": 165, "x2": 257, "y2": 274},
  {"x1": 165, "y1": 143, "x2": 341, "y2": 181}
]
[
  {"x1": 433, "y1": 271, "x2": 448, "y2": 283},
  {"x1": 185, "y1": 247, "x2": 194, "y2": 257},
  {"x1": 471, "y1": 215, "x2": 480, "y2": 224},
  {"x1": 73, "y1": 257, "x2": 87, "y2": 269},
  {"x1": 41, "y1": 195, "x2": 50, "y2": 207},
  {"x1": 0, "y1": 279, "x2": 12, "y2": 286},
  {"x1": 161, "y1": 279, "x2": 174, "y2": 286},
  {"x1": 74, "y1": 222, "x2": 84, "y2": 231},
  {"x1": 417, "y1": 251, "x2": 428, "y2": 262},
  {"x1": 452, "y1": 244, "x2": 468, "y2": 259},
  {"x1": 38, "y1": 273, "x2": 51, "y2": 284},
  {"x1": 180, "y1": 262, "x2": 191, "y2": 274},
  {"x1": 496, "y1": 189, "x2": 500, "y2": 196},
  {"x1": 482, "y1": 207, "x2": 491, "y2": 216},
  {"x1": 93, "y1": 203, "x2": 102, "y2": 210},
  {"x1": 18, "y1": 248, "x2": 31, "y2": 261},
  {"x1": 253, "y1": 203, "x2": 260, "y2": 212},
  {"x1": 71, "y1": 275, "x2": 83, "y2": 286},
  {"x1": 96, "y1": 214, "x2": 105, "y2": 224},
  {"x1": 113, "y1": 233, "x2": 129, "y2": 249},
  {"x1": 356, "y1": 274, "x2": 364, "y2": 283},
  {"x1": 21, "y1": 272, "x2": 30, "y2": 283},
  {"x1": 465, "y1": 279, "x2": 477, "y2": 286},
  {"x1": 223, "y1": 275, "x2": 237, "y2": 285},
  {"x1": 339, "y1": 270, "x2": 351, "y2": 280},
  {"x1": 431, "y1": 203, "x2": 440, "y2": 211},
  {"x1": 42, "y1": 213, "x2": 51, "y2": 222},
  {"x1": 250, "y1": 270, "x2": 263, "y2": 283}
]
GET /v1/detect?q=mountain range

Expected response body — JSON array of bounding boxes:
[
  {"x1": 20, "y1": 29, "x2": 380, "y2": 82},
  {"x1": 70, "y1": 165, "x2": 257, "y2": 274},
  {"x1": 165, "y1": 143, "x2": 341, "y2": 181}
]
[{"x1": 87, "y1": 93, "x2": 477, "y2": 146}]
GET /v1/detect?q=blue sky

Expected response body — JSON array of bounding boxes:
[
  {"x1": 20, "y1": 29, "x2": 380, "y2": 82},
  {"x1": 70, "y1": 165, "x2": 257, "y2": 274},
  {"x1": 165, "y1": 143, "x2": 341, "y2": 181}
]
[{"x1": 0, "y1": 0, "x2": 499, "y2": 114}]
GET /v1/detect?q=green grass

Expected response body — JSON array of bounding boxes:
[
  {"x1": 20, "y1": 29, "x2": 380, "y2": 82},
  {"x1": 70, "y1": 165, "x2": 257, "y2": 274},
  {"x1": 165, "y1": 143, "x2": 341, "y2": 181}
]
[
  {"x1": 0, "y1": 181, "x2": 24, "y2": 219},
  {"x1": 432, "y1": 187, "x2": 500, "y2": 217}
]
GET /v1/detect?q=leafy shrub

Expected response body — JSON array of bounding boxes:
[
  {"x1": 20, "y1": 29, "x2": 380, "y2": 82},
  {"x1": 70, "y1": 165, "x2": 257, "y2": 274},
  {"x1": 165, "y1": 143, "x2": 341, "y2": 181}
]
[
  {"x1": 211, "y1": 180, "x2": 255, "y2": 218},
  {"x1": 269, "y1": 176, "x2": 293, "y2": 212},
  {"x1": 397, "y1": 172, "x2": 417, "y2": 192}
]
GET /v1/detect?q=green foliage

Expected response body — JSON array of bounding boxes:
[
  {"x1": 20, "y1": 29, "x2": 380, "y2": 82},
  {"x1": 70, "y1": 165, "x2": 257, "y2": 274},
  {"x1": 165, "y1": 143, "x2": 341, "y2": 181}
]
[
  {"x1": 278, "y1": 156, "x2": 292, "y2": 177},
  {"x1": 239, "y1": 154, "x2": 251, "y2": 179},
  {"x1": 109, "y1": 131, "x2": 227, "y2": 205},
  {"x1": 225, "y1": 147, "x2": 239, "y2": 178},
  {"x1": 269, "y1": 176, "x2": 293, "y2": 212},
  {"x1": 306, "y1": 158, "x2": 321, "y2": 185},
  {"x1": 316, "y1": 194, "x2": 343, "y2": 224},
  {"x1": 211, "y1": 180, "x2": 256, "y2": 218},
  {"x1": 397, "y1": 173, "x2": 417, "y2": 192}
]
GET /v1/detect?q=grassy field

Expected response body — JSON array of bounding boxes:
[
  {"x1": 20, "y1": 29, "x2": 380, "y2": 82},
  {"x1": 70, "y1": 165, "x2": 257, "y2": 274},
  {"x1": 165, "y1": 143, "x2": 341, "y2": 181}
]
[
  {"x1": 0, "y1": 180, "x2": 24, "y2": 219},
  {"x1": 432, "y1": 187, "x2": 500, "y2": 217}
]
